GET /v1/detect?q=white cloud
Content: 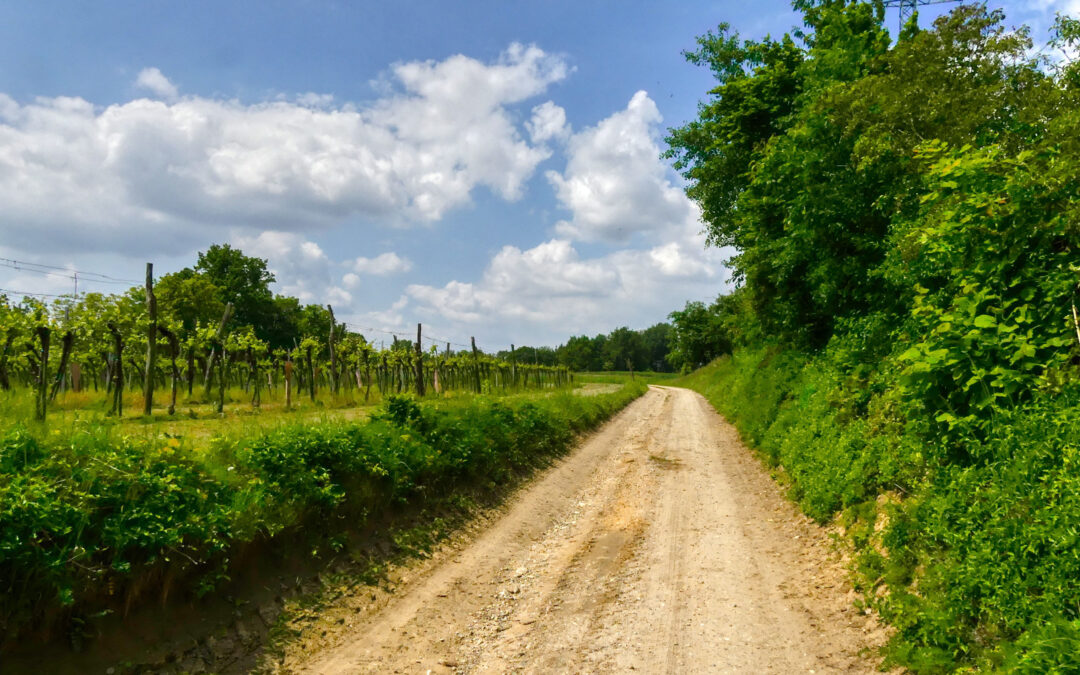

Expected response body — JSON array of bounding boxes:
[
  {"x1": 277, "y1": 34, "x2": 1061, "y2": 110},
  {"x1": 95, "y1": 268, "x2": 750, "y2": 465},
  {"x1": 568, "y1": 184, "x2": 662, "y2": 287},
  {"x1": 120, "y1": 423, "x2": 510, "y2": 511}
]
[
  {"x1": 135, "y1": 67, "x2": 179, "y2": 100},
  {"x1": 404, "y1": 236, "x2": 731, "y2": 342},
  {"x1": 401, "y1": 89, "x2": 733, "y2": 345},
  {"x1": 232, "y1": 230, "x2": 352, "y2": 307},
  {"x1": 351, "y1": 252, "x2": 413, "y2": 276},
  {"x1": 342, "y1": 295, "x2": 412, "y2": 340},
  {"x1": 546, "y1": 90, "x2": 697, "y2": 244},
  {"x1": 0, "y1": 43, "x2": 569, "y2": 257},
  {"x1": 1031, "y1": 0, "x2": 1080, "y2": 14},
  {"x1": 527, "y1": 101, "x2": 570, "y2": 143}
]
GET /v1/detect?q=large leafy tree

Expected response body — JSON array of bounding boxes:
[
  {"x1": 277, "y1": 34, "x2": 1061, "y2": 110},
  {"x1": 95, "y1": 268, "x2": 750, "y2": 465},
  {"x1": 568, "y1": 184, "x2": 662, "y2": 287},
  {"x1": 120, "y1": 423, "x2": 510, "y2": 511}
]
[
  {"x1": 640, "y1": 323, "x2": 672, "y2": 372},
  {"x1": 602, "y1": 327, "x2": 649, "y2": 372},
  {"x1": 667, "y1": 2, "x2": 1049, "y2": 349},
  {"x1": 194, "y1": 244, "x2": 276, "y2": 340},
  {"x1": 154, "y1": 269, "x2": 225, "y2": 333}
]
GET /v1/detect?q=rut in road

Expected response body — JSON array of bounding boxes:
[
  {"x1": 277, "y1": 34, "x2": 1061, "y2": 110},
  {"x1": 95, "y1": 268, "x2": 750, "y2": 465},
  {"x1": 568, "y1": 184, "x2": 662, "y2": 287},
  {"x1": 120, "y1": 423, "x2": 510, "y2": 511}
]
[{"x1": 289, "y1": 386, "x2": 887, "y2": 674}]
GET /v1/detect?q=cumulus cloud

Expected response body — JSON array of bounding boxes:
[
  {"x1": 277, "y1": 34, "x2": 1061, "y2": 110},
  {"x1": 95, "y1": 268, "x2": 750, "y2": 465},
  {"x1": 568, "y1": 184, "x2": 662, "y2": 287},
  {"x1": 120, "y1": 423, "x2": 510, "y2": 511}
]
[
  {"x1": 351, "y1": 252, "x2": 413, "y2": 276},
  {"x1": 232, "y1": 230, "x2": 352, "y2": 306},
  {"x1": 527, "y1": 101, "x2": 570, "y2": 143},
  {"x1": 404, "y1": 236, "x2": 730, "y2": 340},
  {"x1": 0, "y1": 43, "x2": 568, "y2": 256},
  {"x1": 135, "y1": 67, "x2": 179, "y2": 100},
  {"x1": 546, "y1": 90, "x2": 698, "y2": 244},
  {"x1": 401, "y1": 89, "x2": 733, "y2": 344}
]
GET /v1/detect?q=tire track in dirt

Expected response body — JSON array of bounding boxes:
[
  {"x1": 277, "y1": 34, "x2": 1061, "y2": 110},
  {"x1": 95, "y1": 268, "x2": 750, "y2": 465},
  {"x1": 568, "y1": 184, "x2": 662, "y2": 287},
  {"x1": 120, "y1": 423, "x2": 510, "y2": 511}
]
[{"x1": 287, "y1": 386, "x2": 888, "y2": 674}]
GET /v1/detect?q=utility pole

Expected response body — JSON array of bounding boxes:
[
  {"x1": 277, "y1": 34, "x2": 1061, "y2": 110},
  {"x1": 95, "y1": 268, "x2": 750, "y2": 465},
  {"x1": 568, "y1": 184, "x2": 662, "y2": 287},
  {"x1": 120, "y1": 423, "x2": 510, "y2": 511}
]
[{"x1": 882, "y1": 0, "x2": 961, "y2": 32}]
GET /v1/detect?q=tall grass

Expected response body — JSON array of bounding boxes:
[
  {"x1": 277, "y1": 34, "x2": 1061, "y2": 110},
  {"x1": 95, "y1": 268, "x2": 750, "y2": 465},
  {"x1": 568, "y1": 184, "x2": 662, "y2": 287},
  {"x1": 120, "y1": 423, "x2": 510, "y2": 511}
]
[
  {"x1": 677, "y1": 350, "x2": 1080, "y2": 671},
  {"x1": 0, "y1": 381, "x2": 647, "y2": 649}
]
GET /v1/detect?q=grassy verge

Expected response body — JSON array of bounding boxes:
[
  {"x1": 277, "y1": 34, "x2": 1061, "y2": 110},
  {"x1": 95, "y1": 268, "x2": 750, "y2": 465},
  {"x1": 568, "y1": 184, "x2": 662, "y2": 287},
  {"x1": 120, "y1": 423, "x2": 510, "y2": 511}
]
[
  {"x1": 575, "y1": 371, "x2": 679, "y2": 385},
  {"x1": 676, "y1": 350, "x2": 1080, "y2": 673},
  {"x1": 0, "y1": 381, "x2": 647, "y2": 652}
]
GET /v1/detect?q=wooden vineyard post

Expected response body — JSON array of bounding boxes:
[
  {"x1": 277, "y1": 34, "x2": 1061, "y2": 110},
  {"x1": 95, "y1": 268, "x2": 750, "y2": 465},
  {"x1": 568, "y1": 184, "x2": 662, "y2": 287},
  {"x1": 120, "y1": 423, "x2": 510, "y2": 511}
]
[
  {"x1": 285, "y1": 359, "x2": 293, "y2": 409},
  {"x1": 0, "y1": 330, "x2": 15, "y2": 391},
  {"x1": 363, "y1": 349, "x2": 372, "y2": 402},
  {"x1": 357, "y1": 345, "x2": 368, "y2": 402},
  {"x1": 327, "y1": 305, "x2": 338, "y2": 396},
  {"x1": 210, "y1": 303, "x2": 234, "y2": 414},
  {"x1": 159, "y1": 326, "x2": 180, "y2": 415},
  {"x1": 306, "y1": 343, "x2": 316, "y2": 402},
  {"x1": 186, "y1": 345, "x2": 195, "y2": 397},
  {"x1": 107, "y1": 321, "x2": 124, "y2": 417},
  {"x1": 510, "y1": 344, "x2": 517, "y2": 390},
  {"x1": 217, "y1": 351, "x2": 229, "y2": 415},
  {"x1": 415, "y1": 323, "x2": 425, "y2": 397},
  {"x1": 250, "y1": 347, "x2": 261, "y2": 410},
  {"x1": 49, "y1": 330, "x2": 74, "y2": 402},
  {"x1": 470, "y1": 337, "x2": 482, "y2": 393},
  {"x1": 379, "y1": 353, "x2": 388, "y2": 398},
  {"x1": 34, "y1": 326, "x2": 50, "y2": 421},
  {"x1": 143, "y1": 263, "x2": 157, "y2": 416}
]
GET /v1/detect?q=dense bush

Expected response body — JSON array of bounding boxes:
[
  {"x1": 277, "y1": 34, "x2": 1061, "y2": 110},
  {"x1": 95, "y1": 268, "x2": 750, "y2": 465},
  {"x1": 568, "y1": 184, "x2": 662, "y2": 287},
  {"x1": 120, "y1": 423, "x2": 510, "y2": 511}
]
[
  {"x1": 667, "y1": 2, "x2": 1080, "y2": 670},
  {"x1": 0, "y1": 382, "x2": 646, "y2": 646},
  {"x1": 680, "y1": 352, "x2": 1080, "y2": 671}
]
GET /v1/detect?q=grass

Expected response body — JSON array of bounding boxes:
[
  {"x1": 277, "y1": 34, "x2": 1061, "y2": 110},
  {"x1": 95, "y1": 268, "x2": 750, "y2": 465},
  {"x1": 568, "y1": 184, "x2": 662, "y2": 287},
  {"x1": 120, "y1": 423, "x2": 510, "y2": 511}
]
[
  {"x1": 0, "y1": 381, "x2": 574, "y2": 445},
  {"x1": 674, "y1": 350, "x2": 1080, "y2": 672},
  {"x1": 575, "y1": 370, "x2": 678, "y2": 385},
  {"x1": 0, "y1": 380, "x2": 649, "y2": 653}
]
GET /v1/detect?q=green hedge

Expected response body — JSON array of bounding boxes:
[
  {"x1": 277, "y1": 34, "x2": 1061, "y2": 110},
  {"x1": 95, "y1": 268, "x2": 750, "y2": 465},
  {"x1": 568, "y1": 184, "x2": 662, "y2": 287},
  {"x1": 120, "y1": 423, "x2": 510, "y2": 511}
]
[
  {"x1": 679, "y1": 351, "x2": 1080, "y2": 672},
  {"x1": 0, "y1": 382, "x2": 647, "y2": 645}
]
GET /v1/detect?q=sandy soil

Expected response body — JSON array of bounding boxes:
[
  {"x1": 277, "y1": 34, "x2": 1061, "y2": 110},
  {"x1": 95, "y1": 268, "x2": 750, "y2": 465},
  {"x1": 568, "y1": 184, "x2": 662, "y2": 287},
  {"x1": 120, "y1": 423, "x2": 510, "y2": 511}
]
[{"x1": 286, "y1": 386, "x2": 887, "y2": 674}]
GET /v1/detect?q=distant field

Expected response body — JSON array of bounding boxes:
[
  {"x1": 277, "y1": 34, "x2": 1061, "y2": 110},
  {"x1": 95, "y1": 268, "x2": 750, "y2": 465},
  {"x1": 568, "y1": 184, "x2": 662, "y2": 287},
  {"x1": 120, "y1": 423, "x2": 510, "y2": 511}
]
[{"x1": 575, "y1": 371, "x2": 679, "y2": 385}]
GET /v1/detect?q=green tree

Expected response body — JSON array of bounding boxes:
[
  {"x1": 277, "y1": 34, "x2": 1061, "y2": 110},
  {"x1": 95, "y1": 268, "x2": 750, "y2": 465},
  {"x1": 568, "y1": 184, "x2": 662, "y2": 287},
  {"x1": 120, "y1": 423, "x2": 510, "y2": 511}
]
[
  {"x1": 667, "y1": 300, "x2": 730, "y2": 372},
  {"x1": 601, "y1": 327, "x2": 648, "y2": 372},
  {"x1": 557, "y1": 335, "x2": 601, "y2": 371},
  {"x1": 640, "y1": 323, "x2": 673, "y2": 372},
  {"x1": 195, "y1": 244, "x2": 276, "y2": 340},
  {"x1": 155, "y1": 270, "x2": 225, "y2": 333},
  {"x1": 669, "y1": 4, "x2": 1046, "y2": 349}
]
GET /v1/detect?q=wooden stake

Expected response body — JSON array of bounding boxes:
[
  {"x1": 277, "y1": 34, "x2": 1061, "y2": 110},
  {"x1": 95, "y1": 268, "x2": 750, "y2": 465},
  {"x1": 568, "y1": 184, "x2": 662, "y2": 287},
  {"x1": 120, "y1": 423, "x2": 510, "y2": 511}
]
[
  {"x1": 107, "y1": 321, "x2": 124, "y2": 417},
  {"x1": 1072, "y1": 302, "x2": 1080, "y2": 347},
  {"x1": 159, "y1": 326, "x2": 180, "y2": 415},
  {"x1": 34, "y1": 326, "x2": 50, "y2": 421},
  {"x1": 415, "y1": 323, "x2": 425, "y2": 397},
  {"x1": 470, "y1": 337, "x2": 482, "y2": 393},
  {"x1": 49, "y1": 330, "x2": 74, "y2": 402},
  {"x1": 285, "y1": 359, "x2": 293, "y2": 409},
  {"x1": 143, "y1": 262, "x2": 157, "y2": 416},
  {"x1": 328, "y1": 305, "x2": 338, "y2": 395},
  {"x1": 0, "y1": 331, "x2": 14, "y2": 391}
]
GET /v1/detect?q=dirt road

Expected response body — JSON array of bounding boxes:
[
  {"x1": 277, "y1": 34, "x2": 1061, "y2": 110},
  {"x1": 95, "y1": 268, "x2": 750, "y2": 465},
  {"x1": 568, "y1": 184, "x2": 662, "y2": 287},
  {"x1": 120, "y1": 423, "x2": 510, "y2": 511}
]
[{"x1": 290, "y1": 386, "x2": 886, "y2": 674}]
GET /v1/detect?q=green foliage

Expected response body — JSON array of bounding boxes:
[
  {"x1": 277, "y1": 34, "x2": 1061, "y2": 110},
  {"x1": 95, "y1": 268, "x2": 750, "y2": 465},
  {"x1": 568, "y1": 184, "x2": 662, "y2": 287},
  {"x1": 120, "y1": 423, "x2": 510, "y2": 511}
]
[
  {"x1": 666, "y1": 288, "x2": 757, "y2": 372},
  {"x1": 0, "y1": 381, "x2": 647, "y2": 642},
  {"x1": 669, "y1": 2, "x2": 1080, "y2": 669},
  {"x1": 678, "y1": 352, "x2": 1080, "y2": 671},
  {"x1": 540, "y1": 323, "x2": 675, "y2": 373},
  {"x1": 194, "y1": 244, "x2": 277, "y2": 342}
]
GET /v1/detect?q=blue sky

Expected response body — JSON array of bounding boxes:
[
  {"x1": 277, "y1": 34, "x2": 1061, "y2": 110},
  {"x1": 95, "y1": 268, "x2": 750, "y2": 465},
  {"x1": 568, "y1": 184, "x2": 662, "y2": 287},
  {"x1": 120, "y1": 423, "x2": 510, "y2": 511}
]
[{"x1": 0, "y1": 0, "x2": 1075, "y2": 349}]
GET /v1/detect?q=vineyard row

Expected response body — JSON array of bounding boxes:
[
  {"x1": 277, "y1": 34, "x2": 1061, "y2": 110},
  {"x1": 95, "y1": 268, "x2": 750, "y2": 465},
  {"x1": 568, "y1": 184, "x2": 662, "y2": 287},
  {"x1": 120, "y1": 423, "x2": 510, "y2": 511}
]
[{"x1": 0, "y1": 264, "x2": 572, "y2": 420}]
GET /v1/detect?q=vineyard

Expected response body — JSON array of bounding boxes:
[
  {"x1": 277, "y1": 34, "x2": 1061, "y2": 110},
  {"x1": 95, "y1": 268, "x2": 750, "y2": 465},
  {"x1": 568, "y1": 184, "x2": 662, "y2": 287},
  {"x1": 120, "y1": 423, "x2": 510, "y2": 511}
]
[
  {"x1": 0, "y1": 263, "x2": 571, "y2": 427},
  {"x1": 0, "y1": 253, "x2": 645, "y2": 662}
]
